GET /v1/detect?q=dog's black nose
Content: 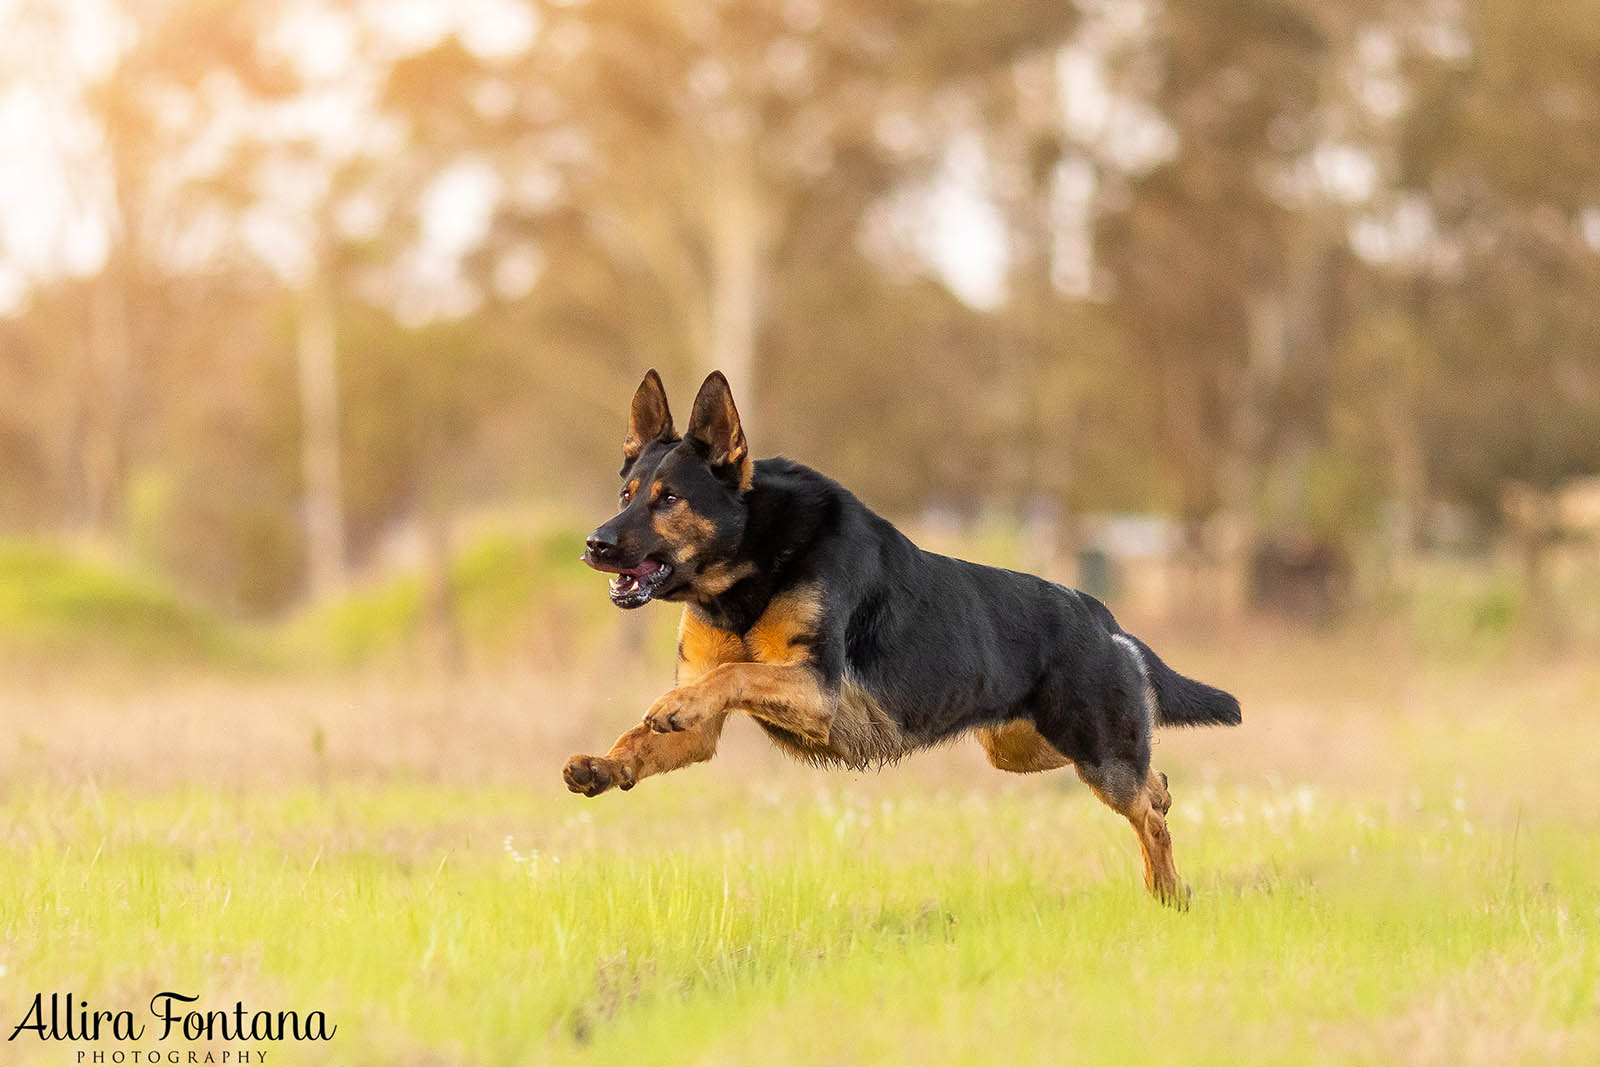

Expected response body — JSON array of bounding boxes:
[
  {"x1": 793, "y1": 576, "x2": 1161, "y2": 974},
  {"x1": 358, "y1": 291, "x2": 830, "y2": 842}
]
[{"x1": 585, "y1": 532, "x2": 620, "y2": 561}]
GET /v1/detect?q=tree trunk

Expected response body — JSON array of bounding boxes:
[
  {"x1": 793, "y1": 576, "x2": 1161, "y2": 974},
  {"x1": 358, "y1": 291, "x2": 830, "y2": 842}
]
[
  {"x1": 1521, "y1": 535, "x2": 1556, "y2": 643},
  {"x1": 707, "y1": 143, "x2": 762, "y2": 423},
  {"x1": 420, "y1": 491, "x2": 464, "y2": 677},
  {"x1": 1504, "y1": 484, "x2": 1564, "y2": 647},
  {"x1": 1384, "y1": 405, "x2": 1427, "y2": 593},
  {"x1": 78, "y1": 271, "x2": 132, "y2": 541},
  {"x1": 295, "y1": 273, "x2": 347, "y2": 600}
]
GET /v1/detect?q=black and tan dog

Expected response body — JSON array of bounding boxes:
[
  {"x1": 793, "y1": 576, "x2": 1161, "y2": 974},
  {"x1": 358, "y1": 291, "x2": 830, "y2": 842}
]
[{"x1": 566, "y1": 369, "x2": 1240, "y2": 906}]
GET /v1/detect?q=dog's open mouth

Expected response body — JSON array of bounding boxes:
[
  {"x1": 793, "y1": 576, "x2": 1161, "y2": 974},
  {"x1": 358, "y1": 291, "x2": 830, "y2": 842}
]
[{"x1": 584, "y1": 557, "x2": 674, "y2": 609}]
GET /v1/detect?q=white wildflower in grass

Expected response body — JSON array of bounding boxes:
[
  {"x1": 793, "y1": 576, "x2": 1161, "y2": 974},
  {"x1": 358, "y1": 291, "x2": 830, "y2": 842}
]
[
  {"x1": 502, "y1": 834, "x2": 523, "y2": 863},
  {"x1": 503, "y1": 835, "x2": 551, "y2": 876},
  {"x1": 1291, "y1": 784, "x2": 1318, "y2": 817}
]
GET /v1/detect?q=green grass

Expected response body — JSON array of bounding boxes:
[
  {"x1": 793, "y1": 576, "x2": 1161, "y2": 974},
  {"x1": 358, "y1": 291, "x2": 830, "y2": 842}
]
[
  {"x1": 278, "y1": 525, "x2": 653, "y2": 670},
  {"x1": 3, "y1": 775, "x2": 1596, "y2": 1066},
  {"x1": 3, "y1": 543, "x2": 1598, "y2": 1064},
  {"x1": 0, "y1": 526, "x2": 638, "y2": 672},
  {"x1": 0, "y1": 540, "x2": 231, "y2": 664}
]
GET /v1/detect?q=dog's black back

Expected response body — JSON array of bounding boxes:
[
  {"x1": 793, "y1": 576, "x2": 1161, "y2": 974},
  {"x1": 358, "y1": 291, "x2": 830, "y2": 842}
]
[{"x1": 691, "y1": 455, "x2": 1239, "y2": 772}]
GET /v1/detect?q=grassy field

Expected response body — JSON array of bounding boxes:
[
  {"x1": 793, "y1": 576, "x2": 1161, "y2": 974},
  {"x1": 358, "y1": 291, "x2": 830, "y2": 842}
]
[{"x1": 3, "y1": 617, "x2": 1599, "y2": 1065}]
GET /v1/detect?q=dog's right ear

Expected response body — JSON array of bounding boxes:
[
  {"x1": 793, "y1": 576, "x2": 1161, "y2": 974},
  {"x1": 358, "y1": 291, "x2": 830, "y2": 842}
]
[{"x1": 623, "y1": 368, "x2": 675, "y2": 462}]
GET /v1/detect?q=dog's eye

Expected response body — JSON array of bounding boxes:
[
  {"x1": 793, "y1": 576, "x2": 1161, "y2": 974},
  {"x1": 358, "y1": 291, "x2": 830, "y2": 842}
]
[
  {"x1": 619, "y1": 487, "x2": 633, "y2": 504},
  {"x1": 660, "y1": 493, "x2": 679, "y2": 505}
]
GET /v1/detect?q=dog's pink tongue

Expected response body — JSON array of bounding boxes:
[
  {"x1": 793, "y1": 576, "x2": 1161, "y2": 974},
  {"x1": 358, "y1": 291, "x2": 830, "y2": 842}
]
[{"x1": 626, "y1": 560, "x2": 662, "y2": 577}]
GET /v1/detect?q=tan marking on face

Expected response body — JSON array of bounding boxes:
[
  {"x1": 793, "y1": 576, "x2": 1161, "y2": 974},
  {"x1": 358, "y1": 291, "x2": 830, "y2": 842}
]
[
  {"x1": 651, "y1": 499, "x2": 715, "y2": 556},
  {"x1": 977, "y1": 720, "x2": 1072, "y2": 773},
  {"x1": 677, "y1": 608, "x2": 748, "y2": 685},
  {"x1": 743, "y1": 583, "x2": 822, "y2": 665}
]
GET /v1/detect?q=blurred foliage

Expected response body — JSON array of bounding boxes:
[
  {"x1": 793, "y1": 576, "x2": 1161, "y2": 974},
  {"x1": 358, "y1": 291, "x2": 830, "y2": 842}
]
[
  {"x1": 0, "y1": 0, "x2": 1595, "y2": 622},
  {"x1": 279, "y1": 524, "x2": 626, "y2": 670},
  {"x1": 0, "y1": 540, "x2": 230, "y2": 663}
]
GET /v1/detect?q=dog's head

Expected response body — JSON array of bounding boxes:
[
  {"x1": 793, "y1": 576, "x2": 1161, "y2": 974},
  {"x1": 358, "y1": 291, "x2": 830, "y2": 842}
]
[{"x1": 583, "y1": 369, "x2": 754, "y2": 609}]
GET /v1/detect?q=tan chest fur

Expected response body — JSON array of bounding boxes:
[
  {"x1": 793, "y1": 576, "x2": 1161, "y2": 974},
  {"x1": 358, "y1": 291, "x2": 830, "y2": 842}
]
[
  {"x1": 675, "y1": 585, "x2": 914, "y2": 769},
  {"x1": 676, "y1": 584, "x2": 818, "y2": 679}
]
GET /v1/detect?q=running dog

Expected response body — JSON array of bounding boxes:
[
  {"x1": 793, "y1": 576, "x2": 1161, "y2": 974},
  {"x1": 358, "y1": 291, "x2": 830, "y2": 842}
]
[{"x1": 565, "y1": 369, "x2": 1241, "y2": 906}]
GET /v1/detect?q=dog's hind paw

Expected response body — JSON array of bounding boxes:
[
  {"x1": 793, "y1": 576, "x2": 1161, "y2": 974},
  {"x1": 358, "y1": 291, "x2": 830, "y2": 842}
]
[{"x1": 562, "y1": 755, "x2": 634, "y2": 797}]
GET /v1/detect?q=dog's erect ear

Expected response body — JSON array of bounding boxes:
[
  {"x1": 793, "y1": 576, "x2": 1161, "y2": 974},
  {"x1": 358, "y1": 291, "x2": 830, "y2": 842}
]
[
  {"x1": 623, "y1": 369, "x2": 675, "y2": 461},
  {"x1": 686, "y1": 370, "x2": 753, "y2": 491}
]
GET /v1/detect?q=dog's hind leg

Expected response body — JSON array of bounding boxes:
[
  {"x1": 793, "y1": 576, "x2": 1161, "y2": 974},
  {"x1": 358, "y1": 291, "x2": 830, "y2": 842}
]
[
  {"x1": 986, "y1": 717, "x2": 1187, "y2": 907},
  {"x1": 1078, "y1": 761, "x2": 1188, "y2": 908},
  {"x1": 977, "y1": 720, "x2": 1072, "y2": 773}
]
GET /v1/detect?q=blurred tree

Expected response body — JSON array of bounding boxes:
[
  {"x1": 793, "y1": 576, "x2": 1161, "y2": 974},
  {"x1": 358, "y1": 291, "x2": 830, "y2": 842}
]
[
  {"x1": 384, "y1": 0, "x2": 1077, "y2": 426},
  {"x1": 0, "y1": 0, "x2": 1595, "y2": 637},
  {"x1": 1094, "y1": 0, "x2": 1329, "y2": 549},
  {"x1": 1387, "y1": 0, "x2": 1600, "y2": 630},
  {"x1": 0, "y1": 0, "x2": 290, "y2": 542}
]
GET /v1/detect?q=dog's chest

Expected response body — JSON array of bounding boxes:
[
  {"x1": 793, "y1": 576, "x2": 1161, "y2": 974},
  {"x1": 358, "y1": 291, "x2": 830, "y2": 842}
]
[
  {"x1": 677, "y1": 586, "x2": 821, "y2": 678},
  {"x1": 676, "y1": 593, "x2": 912, "y2": 768}
]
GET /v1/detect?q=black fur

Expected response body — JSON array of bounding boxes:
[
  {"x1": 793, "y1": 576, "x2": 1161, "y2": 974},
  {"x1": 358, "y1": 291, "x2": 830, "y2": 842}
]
[
  {"x1": 708, "y1": 458, "x2": 1239, "y2": 767},
  {"x1": 590, "y1": 437, "x2": 1240, "y2": 785},
  {"x1": 575, "y1": 371, "x2": 1242, "y2": 905}
]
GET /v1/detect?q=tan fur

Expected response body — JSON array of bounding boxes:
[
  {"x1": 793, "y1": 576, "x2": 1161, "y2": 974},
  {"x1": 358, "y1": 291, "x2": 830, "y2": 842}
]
[
  {"x1": 677, "y1": 608, "x2": 746, "y2": 685},
  {"x1": 651, "y1": 499, "x2": 716, "y2": 550},
  {"x1": 646, "y1": 589, "x2": 830, "y2": 740},
  {"x1": 652, "y1": 586, "x2": 913, "y2": 768},
  {"x1": 656, "y1": 661, "x2": 834, "y2": 743},
  {"x1": 1079, "y1": 767, "x2": 1188, "y2": 908},
  {"x1": 689, "y1": 560, "x2": 756, "y2": 599},
  {"x1": 756, "y1": 673, "x2": 912, "y2": 770},
  {"x1": 623, "y1": 369, "x2": 673, "y2": 459},
  {"x1": 742, "y1": 584, "x2": 820, "y2": 664},
  {"x1": 601, "y1": 716, "x2": 726, "y2": 783},
  {"x1": 977, "y1": 720, "x2": 1072, "y2": 773},
  {"x1": 563, "y1": 610, "x2": 736, "y2": 796}
]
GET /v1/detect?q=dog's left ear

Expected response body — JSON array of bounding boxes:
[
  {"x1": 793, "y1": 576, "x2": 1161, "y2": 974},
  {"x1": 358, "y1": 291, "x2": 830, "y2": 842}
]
[{"x1": 687, "y1": 371, "x2": 753, "y2": 492}]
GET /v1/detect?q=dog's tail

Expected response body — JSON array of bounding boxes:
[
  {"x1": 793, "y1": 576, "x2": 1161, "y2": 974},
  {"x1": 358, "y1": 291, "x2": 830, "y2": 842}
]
[{"x1": 1123, "y1": 634, "x2": 1242, "y2": 728}]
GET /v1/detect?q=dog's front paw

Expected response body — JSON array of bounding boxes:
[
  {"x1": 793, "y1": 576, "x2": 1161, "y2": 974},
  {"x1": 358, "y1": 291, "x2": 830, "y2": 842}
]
[
  {"x1": 562, "y1": 754, "x2": 634, "y2": 797},
  {"x1": 643, "y1": 689, "x2": 709, "y2": 734}
]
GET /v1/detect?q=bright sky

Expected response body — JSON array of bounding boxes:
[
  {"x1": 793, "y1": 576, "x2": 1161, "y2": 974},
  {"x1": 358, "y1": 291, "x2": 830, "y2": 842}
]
[
  {"x1": 0, "y1": 0, "x2": 1407, "y2": 322},
  {"x1": 0, "y1": 0, "x2": 1072, "y2": 320}
]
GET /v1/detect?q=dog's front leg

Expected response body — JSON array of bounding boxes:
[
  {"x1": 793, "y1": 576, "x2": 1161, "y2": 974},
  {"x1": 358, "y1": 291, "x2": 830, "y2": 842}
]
[
  {"x1": 563, "y1": 714, "x2": 726, "y2": 797},
  {"x1": 643, "y1": 663, "x2": 834, "y2": 744}
]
